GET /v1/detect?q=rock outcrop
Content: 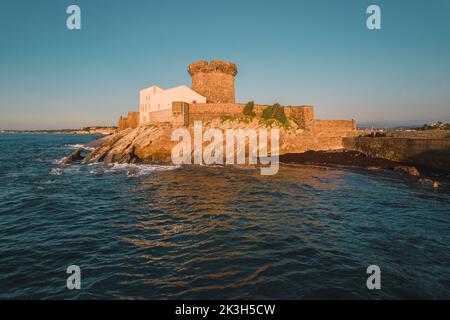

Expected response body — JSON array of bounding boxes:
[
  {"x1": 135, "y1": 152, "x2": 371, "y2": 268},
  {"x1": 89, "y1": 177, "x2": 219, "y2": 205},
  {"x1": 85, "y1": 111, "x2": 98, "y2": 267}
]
[
  {"x1": 394, "y1": 165, "x2": 420, "y2": 176},
  {"x1": 418, "y1": 178, "x2": 441, "y2": 189},
  {"x1": 64, "y1": 147, "x2": 85, "y2": 164},
  {"x1": 84, "y1": 124, "x2": 175, "y2": 164},
  {"x1": 81, "y1": 117, "x2": 361, "y2": 165}
]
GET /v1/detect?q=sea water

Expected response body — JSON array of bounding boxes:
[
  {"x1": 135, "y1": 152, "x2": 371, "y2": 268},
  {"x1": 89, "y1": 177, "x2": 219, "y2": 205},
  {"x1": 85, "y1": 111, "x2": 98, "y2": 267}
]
[{"x1": 0, "y1": 134, "x2": 449, "y2": 299}]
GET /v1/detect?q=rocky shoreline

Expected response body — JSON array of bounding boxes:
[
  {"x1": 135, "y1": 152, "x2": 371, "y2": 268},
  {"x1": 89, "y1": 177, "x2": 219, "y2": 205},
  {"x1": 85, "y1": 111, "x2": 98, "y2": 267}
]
[
  {"x1": 62, "y1": 122, "x2": 447, "y2": 189},
  {"x1": 63, "y1": 115, "x2": 365, "y2": 164},
  {"x1": 280, "y1": 150, "x2": 446, "y2": 188}
]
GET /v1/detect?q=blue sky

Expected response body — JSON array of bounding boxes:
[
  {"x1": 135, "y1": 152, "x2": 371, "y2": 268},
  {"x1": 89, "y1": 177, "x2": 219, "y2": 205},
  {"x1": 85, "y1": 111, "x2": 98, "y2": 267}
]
[{"x1": 1, "y1": 0, "x2": 449, "y2": 129}]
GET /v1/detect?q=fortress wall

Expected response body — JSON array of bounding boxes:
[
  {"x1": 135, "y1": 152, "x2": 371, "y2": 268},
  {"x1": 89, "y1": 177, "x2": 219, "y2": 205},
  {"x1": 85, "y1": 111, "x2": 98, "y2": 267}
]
[
  {"x1": 282, "y1": 136, "x2": 353, "y2": 153},
  {"x1": 127, "y1": 100, "x2": 350, "y2": 130},
  {"x1": 129, "y1": 112, "x2": 140, "y2": 129},
  {"x1": 343, "y1": 137, "x2": 450, "y2": 171},
  {"x1": 147, "y1": 109, "x2": 173, "y2": 124},
  {"x1": 142, "y1": 102, "x2": 189, "y2": 126},
  {"x1": 118, "y1": 112, "x2": 139, "y2": 131},
  {"x1": 188, "y1": 103, "x2": 245, "y2": 124},
  {"x1": 311, "y1": 119, "x2": 356, "y2": 132},
  {"x1": 188, "y1": 103, "x2": 245, "y2": 115},
  {"x1": 117, "y1": 103, "x2": 361, "y2": 154},
  {"x1": 118, "y1": 118, "x2": 126, "y2": 131},
  {"x1": 130, "y1": 103, "x2": 357, "y2": 148},
  {"x1": 187, "y1": 104, "x2": 318, "y2": 127},
  {"x1": 172, "y1": 102, "x2": 189, "y2": 126},
  {"x1": 284, "y1": 106, "x2": 315, "y2": 129}
]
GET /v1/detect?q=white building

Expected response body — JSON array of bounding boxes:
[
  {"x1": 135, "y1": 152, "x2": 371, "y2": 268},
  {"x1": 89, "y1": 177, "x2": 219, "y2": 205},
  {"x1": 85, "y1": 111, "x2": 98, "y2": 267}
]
[{"x1": 139, "y1": 85, "x2": 206, "y2": 125}]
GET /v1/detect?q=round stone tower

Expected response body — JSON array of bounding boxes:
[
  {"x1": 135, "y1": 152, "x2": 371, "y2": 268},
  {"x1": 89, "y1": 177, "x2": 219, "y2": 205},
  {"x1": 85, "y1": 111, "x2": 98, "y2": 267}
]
[{"x1": 188, "y1": 60, "x2": 238, "y2": 103}]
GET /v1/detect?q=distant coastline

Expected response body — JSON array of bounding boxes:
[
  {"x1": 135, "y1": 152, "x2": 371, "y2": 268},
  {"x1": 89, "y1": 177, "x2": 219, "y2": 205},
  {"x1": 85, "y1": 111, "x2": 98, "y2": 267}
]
[{"x1": 0, "y1": 126, "x2": 117, "y2": 135}]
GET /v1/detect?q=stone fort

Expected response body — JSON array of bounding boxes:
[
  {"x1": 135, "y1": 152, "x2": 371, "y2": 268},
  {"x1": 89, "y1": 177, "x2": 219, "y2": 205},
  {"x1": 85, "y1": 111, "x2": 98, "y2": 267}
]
[
  {"x1": 118, "y1": 60, "x2": 357, "y2": 141},
  {"x1": 188, "y1": 60, "x2": 238, "y2": 103}
]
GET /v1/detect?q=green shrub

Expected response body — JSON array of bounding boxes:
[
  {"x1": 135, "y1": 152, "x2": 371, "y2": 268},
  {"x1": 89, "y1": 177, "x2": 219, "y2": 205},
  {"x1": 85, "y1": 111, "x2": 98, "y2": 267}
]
[
  {"x1": 220, "y1": 115, "x2": 253, "y2": 124},
  {"x1": 243, "y1": 101, "x2": 256, "y2": 117},
  {"x1": 262, "y1": 105, "x2": 273, "y2": 120},
  {"x1": 261, "y1": 103, "x2": 289, "y2": 127},
  {"x1": 272, "y1": 103, "x2": 287, "y2": 124}
]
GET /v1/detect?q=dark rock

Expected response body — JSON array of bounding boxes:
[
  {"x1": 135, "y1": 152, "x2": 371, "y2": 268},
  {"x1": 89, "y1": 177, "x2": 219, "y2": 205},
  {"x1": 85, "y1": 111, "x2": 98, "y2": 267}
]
[
  {"x1": 279, "y1": 150, "x2": 400, "y2": 168},
  {"x1": 102, "y1": 153, "x2": 116, "y2": 164},
  {"x1": 418, "y1": 178, "x2": 441, "y2": 189},
  {"x1": 64, "y1": 147, "x2": 85, "y2": 164},
  {"x1": 127, "y1": 167, "x2": 137, "y2": 177},
  {"x1": 118, "y1": 146, "x2": 141, "y2": 164},
  {"x1": 394, "y1": 165, "x2": 420, "y2": 176}
]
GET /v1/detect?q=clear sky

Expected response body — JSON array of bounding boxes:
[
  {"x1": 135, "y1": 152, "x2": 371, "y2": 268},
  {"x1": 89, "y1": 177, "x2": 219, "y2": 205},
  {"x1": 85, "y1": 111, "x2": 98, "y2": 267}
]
[{"x1": 1, "y1": 0, "x2": 449, "y2": 129}]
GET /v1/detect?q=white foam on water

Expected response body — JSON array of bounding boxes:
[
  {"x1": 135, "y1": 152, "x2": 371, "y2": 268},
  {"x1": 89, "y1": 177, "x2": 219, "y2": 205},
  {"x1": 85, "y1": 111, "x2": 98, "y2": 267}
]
[
  {"x1": 51, "y1": 161, "x2": 179, "y2": 177},
  {"x1": 89, "y1": 167, "x2": 104, "y2": 176},
  {"x1": 63, "y1": 144, "x2": 95, "y2": 151},
  {"x1": 136, "y1": 164, "x2": 180, "y2": 176},
  {"x1": 53, "y1": 157, "x2": 66, "y2": 165},
  {"x1": 64, "y1": 165, "x2": 81, "y2": 173},
  {"x1": 105, "y1": 163, "x2": 180, "y2": 176},
  {"x1": 50, "y1": 167, "x2": 64, "y2": 176},
  {"x1": 64, "y1": 143, "x2": 84, "y2": 149}
]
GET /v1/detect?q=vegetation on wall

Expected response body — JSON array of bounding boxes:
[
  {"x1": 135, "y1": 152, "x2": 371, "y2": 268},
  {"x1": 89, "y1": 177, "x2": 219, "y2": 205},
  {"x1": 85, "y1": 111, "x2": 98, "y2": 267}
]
[
  {"x1": 261, "y1": 103, "x2": 289, "y2": 128},
  {"x1": 243, "y1": 101, "x2": 256, "y2": 117},
  {"x1": 219, "y1": 115, "x2": 253, "y2": 124}
]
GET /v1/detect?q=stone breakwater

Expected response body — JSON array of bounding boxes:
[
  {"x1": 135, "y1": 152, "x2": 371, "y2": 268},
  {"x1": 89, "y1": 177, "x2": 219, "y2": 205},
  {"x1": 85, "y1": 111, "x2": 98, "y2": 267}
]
[
  {"x1": 279, "y1": 150, "x2": 445, "y2": 189},
  {"x1": 343, "y1": 134, "x2": 450, "y2": 172}
]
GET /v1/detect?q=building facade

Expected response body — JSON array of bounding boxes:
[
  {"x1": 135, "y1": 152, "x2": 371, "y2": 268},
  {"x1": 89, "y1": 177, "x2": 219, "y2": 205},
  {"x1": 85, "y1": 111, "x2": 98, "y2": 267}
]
[{"x1": 139, "y1": 85, "x2": 206, "y2": 125}]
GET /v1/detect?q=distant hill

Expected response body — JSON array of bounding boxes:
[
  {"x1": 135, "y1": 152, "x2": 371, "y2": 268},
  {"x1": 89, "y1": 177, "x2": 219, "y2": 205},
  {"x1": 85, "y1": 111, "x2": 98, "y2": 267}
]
[
  {"x1": 359, "y1": 120, "x2": 450, "y2": 130},
  {"x1": 416, "y1": 122, "x2": 450, "y2": 131}
]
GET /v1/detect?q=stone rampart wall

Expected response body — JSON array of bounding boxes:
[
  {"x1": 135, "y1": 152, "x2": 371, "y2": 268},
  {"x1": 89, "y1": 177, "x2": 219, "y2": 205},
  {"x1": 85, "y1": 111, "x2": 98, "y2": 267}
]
[
  {"x1": 343, "y1": 136, "x2": 450, "y2": 171},
  {"x1": 118, "y1": 112, "x2": 139, "y2": 131}
]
